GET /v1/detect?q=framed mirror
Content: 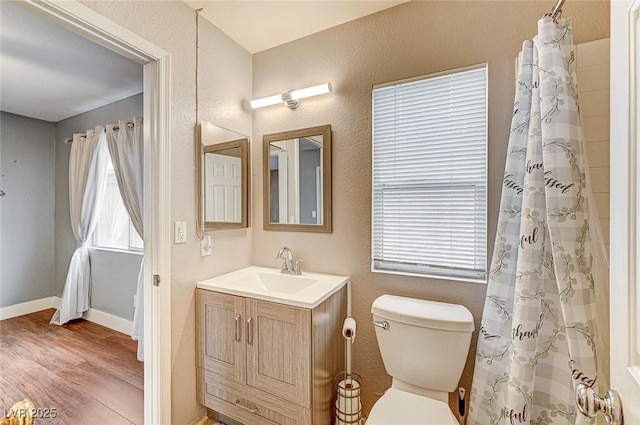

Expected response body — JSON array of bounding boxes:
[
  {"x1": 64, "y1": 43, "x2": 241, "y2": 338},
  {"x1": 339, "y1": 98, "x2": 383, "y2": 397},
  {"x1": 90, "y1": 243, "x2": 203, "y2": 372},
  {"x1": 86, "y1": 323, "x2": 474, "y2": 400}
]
[
  {"x1": 263, "y1": 125, "x2": 332, "y2": 233},
  {"x1": 197, "y1": 121, "x2": 249, "y2": 231}
]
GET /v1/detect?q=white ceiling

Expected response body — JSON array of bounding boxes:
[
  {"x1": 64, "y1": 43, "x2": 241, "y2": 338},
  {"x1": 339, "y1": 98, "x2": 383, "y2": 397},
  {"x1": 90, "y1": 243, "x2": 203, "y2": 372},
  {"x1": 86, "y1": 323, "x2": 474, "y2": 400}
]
[
  {"x1": 0, "y1": 1, "x2": 404, "y2": 123},
  {"x1": 0, "y1": 2, "x2": 143, "y2": 123},
  {"x1": 185, "y1": 0, "x2": 407, "y2": 54}
]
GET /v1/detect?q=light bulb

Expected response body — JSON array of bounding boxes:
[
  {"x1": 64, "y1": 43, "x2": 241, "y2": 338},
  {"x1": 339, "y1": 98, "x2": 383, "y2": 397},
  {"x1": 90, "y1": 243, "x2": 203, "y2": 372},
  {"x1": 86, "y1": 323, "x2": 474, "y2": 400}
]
[
  {"x1": 250, "y1": 82, "x2": 332, "y2": 109},
  {"x1": 250, "y1": 94, "x2": 283, "y2": 109},
  {"x1": 290, "y1": 83, "x2": 332, "y2": 100}
]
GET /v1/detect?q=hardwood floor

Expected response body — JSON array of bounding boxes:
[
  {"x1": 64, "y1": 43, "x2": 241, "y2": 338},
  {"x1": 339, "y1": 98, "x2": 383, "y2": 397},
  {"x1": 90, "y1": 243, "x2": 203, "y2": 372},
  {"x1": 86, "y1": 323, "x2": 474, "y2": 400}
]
[{"x1": 0, "y1": 309, "x2": 143, "y2": 425}]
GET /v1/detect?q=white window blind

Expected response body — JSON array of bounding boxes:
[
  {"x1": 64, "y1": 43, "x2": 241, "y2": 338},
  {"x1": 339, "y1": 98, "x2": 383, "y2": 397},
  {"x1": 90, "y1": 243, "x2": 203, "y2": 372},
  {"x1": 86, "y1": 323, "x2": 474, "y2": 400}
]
[{"x1": 372, "y1": 65, "x2": 487, "y2": 282}]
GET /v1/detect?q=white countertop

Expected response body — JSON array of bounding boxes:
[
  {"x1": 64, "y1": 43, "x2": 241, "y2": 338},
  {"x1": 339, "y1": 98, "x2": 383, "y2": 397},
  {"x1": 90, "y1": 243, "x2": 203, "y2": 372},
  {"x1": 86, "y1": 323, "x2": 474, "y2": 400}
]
[{"x1": 196, "y1": 266, "x2": 349, "y2": 308}]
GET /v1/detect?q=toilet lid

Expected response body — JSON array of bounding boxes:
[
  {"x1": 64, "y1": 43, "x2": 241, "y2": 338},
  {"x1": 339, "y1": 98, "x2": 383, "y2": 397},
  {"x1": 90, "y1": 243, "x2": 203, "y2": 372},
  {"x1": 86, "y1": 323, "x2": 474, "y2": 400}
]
[{"x1": 366, "y1": 389, "x2": 459, "y2": 425}]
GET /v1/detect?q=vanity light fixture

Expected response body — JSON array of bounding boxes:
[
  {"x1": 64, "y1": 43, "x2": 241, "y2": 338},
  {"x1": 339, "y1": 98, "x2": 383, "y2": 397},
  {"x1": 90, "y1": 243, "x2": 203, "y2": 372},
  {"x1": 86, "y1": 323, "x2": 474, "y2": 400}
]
[{"x1": 250, "y1": 82, "x2": 332, "y2": 110}]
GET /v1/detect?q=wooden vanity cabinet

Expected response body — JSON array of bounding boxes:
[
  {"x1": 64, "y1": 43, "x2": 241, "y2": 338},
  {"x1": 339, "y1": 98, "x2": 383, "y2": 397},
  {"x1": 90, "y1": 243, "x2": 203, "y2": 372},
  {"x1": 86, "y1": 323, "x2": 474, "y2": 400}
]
[{"x1": 196, "y1": 287, "x2": 346, "y2": 425}]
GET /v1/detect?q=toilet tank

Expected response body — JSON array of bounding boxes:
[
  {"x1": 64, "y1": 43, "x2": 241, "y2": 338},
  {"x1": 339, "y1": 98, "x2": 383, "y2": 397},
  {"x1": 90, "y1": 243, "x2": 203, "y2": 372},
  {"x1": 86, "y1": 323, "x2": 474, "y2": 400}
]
[{"x1": 371, "y1": 295, "x2": 474, "y2": 393}]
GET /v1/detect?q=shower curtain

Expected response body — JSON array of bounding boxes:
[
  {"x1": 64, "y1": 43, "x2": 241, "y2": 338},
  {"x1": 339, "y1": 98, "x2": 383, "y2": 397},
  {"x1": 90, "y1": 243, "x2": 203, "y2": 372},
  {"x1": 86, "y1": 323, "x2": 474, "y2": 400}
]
[
  {"x1": 468, "y1": 17, "x2": 608, "y2": 425},
  {"x1": 51, "y1": 127, "x2": 108, "y2": 325},
  {"x1": 106, "y1": 116, "x2": 144, "y2": 361}
]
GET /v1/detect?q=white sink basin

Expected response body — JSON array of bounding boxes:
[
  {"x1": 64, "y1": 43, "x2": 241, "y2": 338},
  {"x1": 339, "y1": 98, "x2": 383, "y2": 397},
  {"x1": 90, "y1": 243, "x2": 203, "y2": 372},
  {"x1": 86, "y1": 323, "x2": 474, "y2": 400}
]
[
  {"x1": 236, "y1": 272, "x2": 318, "y2": 294},
  {"x1": 196, "y1": 266, "x2": 349, "y2": 308}
]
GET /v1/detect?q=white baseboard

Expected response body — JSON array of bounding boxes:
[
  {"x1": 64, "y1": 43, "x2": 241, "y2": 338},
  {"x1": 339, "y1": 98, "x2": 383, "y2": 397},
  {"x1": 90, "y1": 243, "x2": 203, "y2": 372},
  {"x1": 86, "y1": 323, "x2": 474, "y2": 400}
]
[
  {"x1": 0, "y1": 296, "x2": 59, "y2": 321},
  {"x1": 1, "y1": 296, "x2": 133, "y2": 336},
  {"x1": 83, "y1": 305, "x2": 133, "y2": 336}
]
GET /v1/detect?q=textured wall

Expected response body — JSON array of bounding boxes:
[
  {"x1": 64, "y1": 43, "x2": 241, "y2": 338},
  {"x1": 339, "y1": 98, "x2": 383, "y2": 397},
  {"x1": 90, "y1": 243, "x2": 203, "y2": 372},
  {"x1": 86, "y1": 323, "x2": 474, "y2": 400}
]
[
  {"x1": 0, "y1": 112, "x2": 55, "y2": 307},
  {"x1": 251, "y1": 1, "x2": 610, "y2": 415},
  {"x1": 77, "y1": 2, "x2": 253, "y2": 423},
  {"x1": 54, "y1": 93, "x2": 143, "y2": 321}
]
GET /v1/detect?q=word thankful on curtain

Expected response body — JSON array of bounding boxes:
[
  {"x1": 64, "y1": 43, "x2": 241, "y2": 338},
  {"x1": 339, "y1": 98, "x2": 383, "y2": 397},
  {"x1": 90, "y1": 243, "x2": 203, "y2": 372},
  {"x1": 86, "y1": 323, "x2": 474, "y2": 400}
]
[{"x1": 468, "y1": 18, "x2": 608, "y2": 425}]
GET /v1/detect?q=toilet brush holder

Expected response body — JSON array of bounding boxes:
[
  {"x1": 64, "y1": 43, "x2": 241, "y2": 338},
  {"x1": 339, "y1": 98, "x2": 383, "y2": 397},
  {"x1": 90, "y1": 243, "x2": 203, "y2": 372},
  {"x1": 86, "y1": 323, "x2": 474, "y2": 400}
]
[{"x1": 335, "y1": 372, "x2": 362, "y2": 425}]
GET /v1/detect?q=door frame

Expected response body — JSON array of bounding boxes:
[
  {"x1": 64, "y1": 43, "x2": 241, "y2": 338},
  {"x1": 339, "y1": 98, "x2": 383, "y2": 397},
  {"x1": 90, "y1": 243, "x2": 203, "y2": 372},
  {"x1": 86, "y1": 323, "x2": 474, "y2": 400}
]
[
  {"x1": 610, "y1": 0, "x2": 640, "y2": 419},
  {"x1": 17, "y1": 1, "x2": 172, "y2": 423}
]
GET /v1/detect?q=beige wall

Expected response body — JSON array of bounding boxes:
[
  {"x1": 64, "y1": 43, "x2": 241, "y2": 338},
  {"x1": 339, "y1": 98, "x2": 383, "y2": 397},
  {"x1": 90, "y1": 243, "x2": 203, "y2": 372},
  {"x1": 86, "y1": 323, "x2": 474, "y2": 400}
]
[
  {"x1": 78, "y1": 1, "x2": 253, "y2": 423},
  {"x1": 251, "y1": 1, "x2": 610, "y2": 415}
]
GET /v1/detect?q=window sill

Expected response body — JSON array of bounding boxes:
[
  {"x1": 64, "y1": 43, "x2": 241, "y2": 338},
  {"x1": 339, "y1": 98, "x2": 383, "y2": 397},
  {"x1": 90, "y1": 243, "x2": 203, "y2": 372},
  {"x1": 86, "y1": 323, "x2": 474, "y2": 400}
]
[
  {"x1": 371, "y1": 265, "x2": 487, "y2": 284},
  {"x1": 88, "y1": 246, "x2": 144, "y2": 256}
]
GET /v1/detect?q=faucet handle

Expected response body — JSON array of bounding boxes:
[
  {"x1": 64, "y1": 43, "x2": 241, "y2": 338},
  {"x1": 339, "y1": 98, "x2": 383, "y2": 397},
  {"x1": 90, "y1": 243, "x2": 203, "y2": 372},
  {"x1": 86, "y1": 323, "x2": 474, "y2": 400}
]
[{"x1": 294, "y1": 259, "x2": 305, "y2": 275}]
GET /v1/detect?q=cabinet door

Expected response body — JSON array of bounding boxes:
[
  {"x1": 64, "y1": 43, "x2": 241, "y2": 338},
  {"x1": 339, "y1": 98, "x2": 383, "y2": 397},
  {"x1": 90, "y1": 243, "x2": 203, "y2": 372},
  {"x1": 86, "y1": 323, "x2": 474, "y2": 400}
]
[
  {"x1": 246, "y1": 299, "x2": 311, "y2": 407},
  {"x1": 197, "y1": 289, "x2": 246, "y2": 384}
]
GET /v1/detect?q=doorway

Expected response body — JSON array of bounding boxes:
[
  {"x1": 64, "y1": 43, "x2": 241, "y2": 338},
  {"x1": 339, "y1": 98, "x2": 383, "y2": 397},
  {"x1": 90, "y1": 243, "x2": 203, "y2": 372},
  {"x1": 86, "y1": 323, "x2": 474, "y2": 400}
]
[{"x1": 1, "y1": 1, "x2": 171, "y2": 423}]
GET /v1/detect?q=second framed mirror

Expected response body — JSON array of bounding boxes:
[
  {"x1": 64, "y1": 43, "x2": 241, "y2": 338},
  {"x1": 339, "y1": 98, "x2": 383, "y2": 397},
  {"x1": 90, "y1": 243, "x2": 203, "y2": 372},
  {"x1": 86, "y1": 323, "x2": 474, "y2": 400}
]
[
  {"x1": 263, "y1": 125, "x2": 332, "y2": 233},
  {"x1": 197, "y1": 122, "x2": 249, "y2": 231}
]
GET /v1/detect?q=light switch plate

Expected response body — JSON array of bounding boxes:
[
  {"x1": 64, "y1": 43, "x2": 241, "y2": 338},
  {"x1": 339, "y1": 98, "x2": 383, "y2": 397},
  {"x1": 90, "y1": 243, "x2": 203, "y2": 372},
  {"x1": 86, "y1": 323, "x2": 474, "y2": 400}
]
[
  {"x1": 201, "y1": 235, "x2": 212, "y2": 256},
  {"x1": 175, "y1": 221, "x2": 187, "y2": 244}
]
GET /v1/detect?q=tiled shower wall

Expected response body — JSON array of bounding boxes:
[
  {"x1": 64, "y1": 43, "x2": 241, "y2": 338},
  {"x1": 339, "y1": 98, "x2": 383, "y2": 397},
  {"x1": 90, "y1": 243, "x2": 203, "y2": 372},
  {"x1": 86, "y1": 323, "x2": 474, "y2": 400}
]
[
  {"x1": 576, "y1": 39, "x2": 610, "y2": 407},
  {"x1": 576, "y1": 38, "x2": 610, "y2": 252}
]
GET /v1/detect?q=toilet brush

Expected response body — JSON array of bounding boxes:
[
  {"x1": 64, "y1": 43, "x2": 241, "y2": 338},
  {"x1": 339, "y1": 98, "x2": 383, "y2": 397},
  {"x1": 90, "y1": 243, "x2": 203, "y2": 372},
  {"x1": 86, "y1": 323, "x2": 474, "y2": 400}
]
[{"x1": 457, "y1": 387, "x2": 466, "y2": 425}]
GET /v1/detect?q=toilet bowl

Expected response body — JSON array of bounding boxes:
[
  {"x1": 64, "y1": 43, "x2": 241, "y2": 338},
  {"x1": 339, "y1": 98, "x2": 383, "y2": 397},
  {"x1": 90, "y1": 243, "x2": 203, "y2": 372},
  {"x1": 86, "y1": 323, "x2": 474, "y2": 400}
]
[
  {"x1": 366, "y1": 295, "x2": 474, "y2": 425},
  {"x1": 366, "y1": 389, "x2": 457, "y2": 425}
]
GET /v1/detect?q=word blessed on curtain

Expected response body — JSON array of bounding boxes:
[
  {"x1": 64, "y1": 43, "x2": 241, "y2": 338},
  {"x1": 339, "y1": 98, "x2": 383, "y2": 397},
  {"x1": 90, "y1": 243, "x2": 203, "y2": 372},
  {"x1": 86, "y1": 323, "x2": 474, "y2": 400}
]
[{"x1": 503, "y1": 169, "x2": 575, "y2": 197}]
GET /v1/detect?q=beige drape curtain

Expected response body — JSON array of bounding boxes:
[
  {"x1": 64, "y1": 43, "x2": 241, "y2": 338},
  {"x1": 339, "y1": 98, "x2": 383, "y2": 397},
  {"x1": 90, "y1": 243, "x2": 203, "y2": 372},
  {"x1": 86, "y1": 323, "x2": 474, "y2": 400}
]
[
  {"x1": 51, "y1": 127, "x2": 108, "y2": 325},
  {"x1": 106, "y1": 116, "x2": 144, "y2": 361},
  {"x1": 106, "y1": 116, "x2": 143, "y2": 237}
]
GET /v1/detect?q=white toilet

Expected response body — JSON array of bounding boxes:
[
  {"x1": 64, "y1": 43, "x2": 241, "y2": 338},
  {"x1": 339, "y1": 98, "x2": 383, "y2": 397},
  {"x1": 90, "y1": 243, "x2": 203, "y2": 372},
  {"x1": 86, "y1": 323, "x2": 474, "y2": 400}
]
[{"x1": 367, "y1": 295, "x2": 474, "y2": 425}]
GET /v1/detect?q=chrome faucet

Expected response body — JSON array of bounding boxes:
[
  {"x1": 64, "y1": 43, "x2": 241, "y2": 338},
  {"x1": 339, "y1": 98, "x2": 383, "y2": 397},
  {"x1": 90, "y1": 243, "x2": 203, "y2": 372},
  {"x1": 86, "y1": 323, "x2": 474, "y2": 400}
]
[{"x1": 276, "y1": 247, "x2": 303, "y2": 275}]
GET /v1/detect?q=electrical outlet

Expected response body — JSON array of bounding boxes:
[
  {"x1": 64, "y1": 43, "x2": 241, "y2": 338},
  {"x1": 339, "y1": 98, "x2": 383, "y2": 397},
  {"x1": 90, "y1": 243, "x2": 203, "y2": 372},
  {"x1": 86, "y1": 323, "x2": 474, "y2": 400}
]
[
  {"x1": 201, "y1": 235, "x2": 212, "y2": 256},
  {"x1": 175, "y1": 221, "x2": 187, "y2": 244}
]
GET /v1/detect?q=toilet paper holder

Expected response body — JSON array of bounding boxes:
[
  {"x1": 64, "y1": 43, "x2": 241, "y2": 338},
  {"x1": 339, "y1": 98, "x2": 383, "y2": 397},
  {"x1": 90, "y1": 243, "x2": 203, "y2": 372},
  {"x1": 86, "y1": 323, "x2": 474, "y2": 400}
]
[
  {"x1": 335, "y1": 317, "x2": 362, "y2": 425},
  {"x1": 335, "y1": 372, "x2": 363, "y2": 425}
]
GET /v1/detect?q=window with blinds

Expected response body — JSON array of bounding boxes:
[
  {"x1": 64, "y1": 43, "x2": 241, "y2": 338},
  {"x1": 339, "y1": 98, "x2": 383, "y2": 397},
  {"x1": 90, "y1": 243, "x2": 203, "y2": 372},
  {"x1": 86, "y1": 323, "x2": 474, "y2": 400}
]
[{"x1": 371, "y1": 65, "x2": 487, "y2": 282}]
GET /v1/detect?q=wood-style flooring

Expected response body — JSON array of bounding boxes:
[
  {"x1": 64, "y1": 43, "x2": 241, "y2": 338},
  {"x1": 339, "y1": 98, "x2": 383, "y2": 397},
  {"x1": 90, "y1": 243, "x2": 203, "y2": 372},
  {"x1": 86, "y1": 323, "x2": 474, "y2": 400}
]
[{"x1": 0, "y1": 309, "x2": 143, "y2": 425}]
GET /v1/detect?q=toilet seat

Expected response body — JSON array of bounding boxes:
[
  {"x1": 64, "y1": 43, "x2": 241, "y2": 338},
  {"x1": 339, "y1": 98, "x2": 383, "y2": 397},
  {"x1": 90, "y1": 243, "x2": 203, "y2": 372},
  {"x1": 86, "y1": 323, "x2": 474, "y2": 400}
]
[{"x1": 365, "y1": 388, "x2": 459, "y2": 425}]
